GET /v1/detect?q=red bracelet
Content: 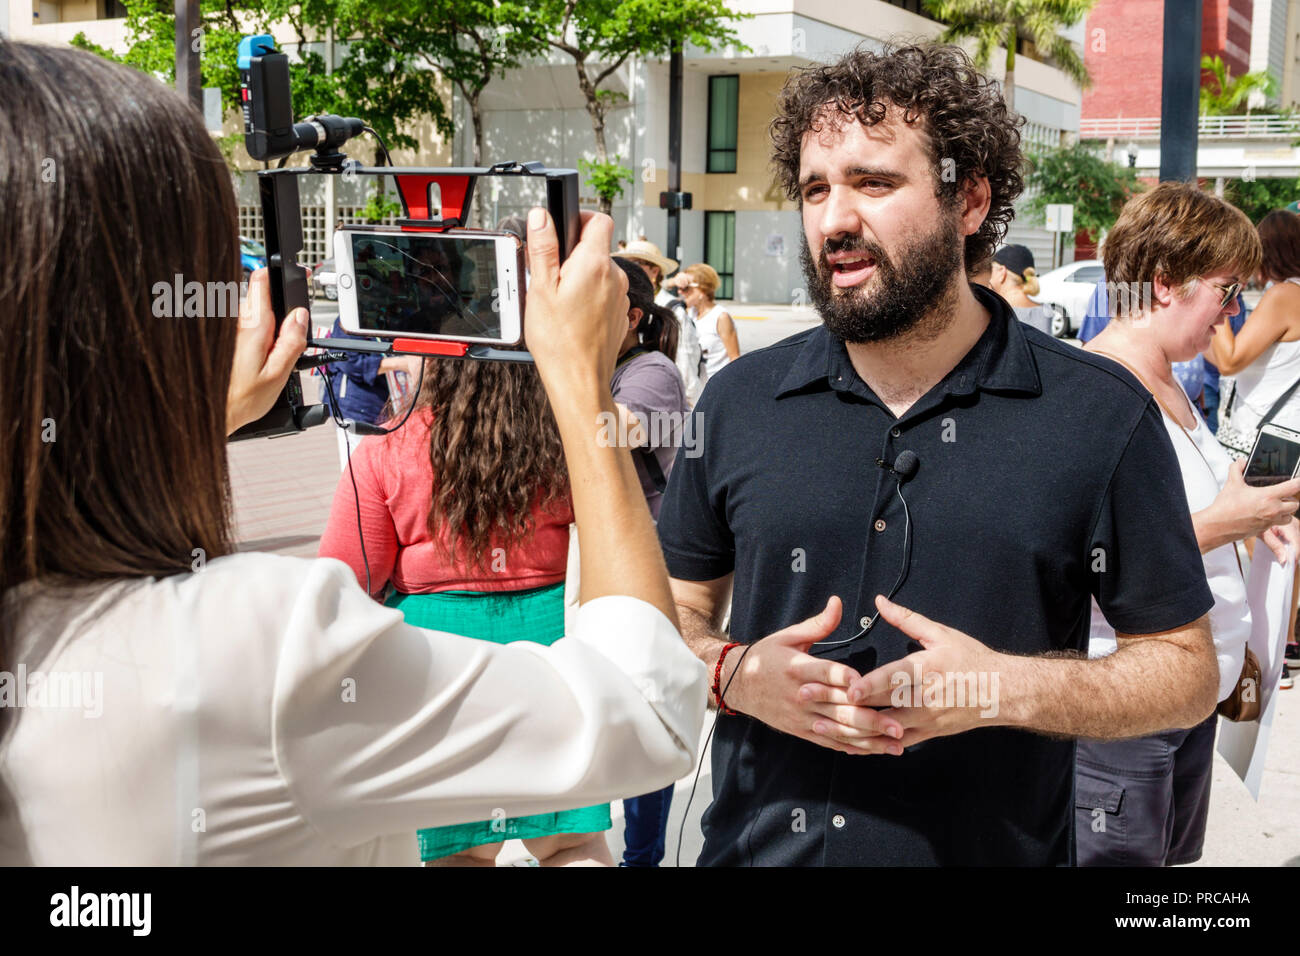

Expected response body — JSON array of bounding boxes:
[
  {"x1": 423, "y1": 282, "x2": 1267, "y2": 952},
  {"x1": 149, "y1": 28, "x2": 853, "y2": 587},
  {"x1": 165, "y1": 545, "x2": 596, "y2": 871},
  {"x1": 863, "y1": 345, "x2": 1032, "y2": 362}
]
[{"x1": 712, "y1": 642, "x2": 742, "y2": 715}]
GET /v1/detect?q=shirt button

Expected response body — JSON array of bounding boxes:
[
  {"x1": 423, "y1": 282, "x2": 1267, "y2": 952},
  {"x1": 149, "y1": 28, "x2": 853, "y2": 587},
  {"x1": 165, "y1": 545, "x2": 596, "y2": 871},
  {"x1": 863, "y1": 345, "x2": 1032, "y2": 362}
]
[
  {"x1": 874, "y1": 519, "x2": 886, "y2": 532},
  {"x1": 832, "y1": 814, "x2": 846, "y2": 829},
  {"x1": 859, "y1": 616, "x2": 870, "y2": 628},
  {"x1": 890, "y1": 427, "x2": 901, "y2": 438}
]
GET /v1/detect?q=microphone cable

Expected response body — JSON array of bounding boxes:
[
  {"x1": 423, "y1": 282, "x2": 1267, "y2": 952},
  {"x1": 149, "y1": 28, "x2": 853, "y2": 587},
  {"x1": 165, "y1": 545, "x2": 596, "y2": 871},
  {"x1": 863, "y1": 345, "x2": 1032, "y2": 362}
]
[
  {"x1": 672, "y1": 449, "x2": 919, "y2": 863},
  {"x1": 319, "y1": 354, "x2": 427, "y2": 597},
  {"x1": 812, "y1": 451, "x2": 917, "y2": 650},
  {"x1": 674, "y1": 637, "x2": 756, "y2": 869}
]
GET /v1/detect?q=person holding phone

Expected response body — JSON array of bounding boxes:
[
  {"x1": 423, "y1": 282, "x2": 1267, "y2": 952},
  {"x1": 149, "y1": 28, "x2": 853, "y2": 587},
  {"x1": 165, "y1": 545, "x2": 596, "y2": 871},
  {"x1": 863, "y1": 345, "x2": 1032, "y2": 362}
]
[
  {"x1": 0, "y1": 41, "x2": 705, "y2": 866},
  {"x1": 1077, "y1": 182, "x2": 1300, "y2": 866}
]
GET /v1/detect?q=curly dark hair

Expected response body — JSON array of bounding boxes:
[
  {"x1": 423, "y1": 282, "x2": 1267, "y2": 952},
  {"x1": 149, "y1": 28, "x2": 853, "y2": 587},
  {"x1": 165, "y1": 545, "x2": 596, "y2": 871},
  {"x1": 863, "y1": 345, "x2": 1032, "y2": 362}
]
[
  {"x1": 770, "y1": 42, "x2": 1024, "y2": 269},
  {"x1": 415, "y1": 359, "x2": 569, "y2": 574}
]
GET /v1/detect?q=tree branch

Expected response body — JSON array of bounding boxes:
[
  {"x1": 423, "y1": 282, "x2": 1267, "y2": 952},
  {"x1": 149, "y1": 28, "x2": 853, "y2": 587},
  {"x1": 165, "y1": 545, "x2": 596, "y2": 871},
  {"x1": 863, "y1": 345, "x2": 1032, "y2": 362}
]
[{"x1": 592, "y1": 50, "x2": 631, "y2": 90}]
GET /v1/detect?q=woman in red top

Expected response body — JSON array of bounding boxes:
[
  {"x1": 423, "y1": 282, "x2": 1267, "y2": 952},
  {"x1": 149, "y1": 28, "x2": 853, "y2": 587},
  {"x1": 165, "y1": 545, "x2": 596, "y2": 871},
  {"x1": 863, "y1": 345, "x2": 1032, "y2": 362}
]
[{"x1": 319, "y1": 358, "x2": 614, "y2": 867}]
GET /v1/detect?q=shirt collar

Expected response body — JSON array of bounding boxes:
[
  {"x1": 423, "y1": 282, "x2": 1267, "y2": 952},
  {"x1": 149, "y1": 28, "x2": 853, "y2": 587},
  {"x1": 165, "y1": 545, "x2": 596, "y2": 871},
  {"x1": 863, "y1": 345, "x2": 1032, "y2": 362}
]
[{"x1": 775, "y1": 284, "x2": 1043, "y2": 402}]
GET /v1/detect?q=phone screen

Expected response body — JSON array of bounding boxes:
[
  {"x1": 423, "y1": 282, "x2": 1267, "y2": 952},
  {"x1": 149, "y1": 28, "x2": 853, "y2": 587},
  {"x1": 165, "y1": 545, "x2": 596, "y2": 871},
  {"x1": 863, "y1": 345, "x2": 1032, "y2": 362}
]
[
  {"x1": 1245, "y1": 429, "x2": 1300, "y2": 486},
  {"x1": 345, "y1": 232, "x2": 510, "y2": 339}
]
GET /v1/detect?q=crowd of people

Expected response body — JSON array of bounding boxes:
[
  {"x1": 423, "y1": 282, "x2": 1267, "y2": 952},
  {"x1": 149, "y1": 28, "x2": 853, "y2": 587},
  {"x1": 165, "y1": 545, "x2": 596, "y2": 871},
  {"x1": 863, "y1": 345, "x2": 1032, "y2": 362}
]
[{"x1": 0, "y1": 35, "x2": 1294, "y2": 869}]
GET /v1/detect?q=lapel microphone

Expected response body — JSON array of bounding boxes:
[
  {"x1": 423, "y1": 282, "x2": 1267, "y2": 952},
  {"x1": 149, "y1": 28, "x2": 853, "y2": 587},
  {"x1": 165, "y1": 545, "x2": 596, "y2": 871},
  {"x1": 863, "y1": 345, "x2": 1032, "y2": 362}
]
[{"x1": 877, "y1": 450, "x2": 920, "y2": 483}]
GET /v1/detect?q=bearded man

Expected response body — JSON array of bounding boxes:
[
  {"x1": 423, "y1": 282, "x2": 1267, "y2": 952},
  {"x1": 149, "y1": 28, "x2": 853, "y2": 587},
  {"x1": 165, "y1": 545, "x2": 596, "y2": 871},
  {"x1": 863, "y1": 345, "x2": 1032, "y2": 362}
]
[{"x1": 655, "y1": 44, "x2": 1220, "y2": 866}]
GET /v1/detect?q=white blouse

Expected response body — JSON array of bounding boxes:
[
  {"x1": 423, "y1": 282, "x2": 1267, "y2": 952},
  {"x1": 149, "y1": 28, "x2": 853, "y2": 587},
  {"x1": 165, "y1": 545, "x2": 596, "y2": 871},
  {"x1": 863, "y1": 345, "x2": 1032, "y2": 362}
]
[
  {"x1": 1088, "y1": 393, "x2": 1251, "y2": 702},
  {"x1": 0, "y1": 553, "x2": 707, "y2": 865}
]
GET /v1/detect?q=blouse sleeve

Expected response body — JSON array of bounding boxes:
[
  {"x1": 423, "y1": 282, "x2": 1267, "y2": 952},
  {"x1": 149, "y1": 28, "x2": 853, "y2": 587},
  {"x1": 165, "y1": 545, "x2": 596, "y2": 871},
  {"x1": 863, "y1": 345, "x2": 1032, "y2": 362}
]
[{"x1": 271, "y1": 558, "x2": 707, "y2": 846}]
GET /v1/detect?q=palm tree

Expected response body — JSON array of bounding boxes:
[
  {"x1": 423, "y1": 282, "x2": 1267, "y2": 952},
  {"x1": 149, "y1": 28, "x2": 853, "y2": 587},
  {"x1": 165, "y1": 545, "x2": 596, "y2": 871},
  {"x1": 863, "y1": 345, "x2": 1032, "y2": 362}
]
[
  {"x1": 924, "y1": 0, "x2": 1094, "y2": 112},
  {"x1": 1200, "y1": 55, "x2": 1276, "y2": 115}
]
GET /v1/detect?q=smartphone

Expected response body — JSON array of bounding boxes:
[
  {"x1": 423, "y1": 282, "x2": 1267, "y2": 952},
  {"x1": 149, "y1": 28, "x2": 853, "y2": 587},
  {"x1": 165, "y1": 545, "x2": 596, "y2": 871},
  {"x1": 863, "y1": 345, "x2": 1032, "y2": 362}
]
[
  {"x1": 334, "y1": 227, "x2": 524, "y2": 345},
  {"x1": 1244, "y1": 423, "x2": 1300, "y2": 487}
]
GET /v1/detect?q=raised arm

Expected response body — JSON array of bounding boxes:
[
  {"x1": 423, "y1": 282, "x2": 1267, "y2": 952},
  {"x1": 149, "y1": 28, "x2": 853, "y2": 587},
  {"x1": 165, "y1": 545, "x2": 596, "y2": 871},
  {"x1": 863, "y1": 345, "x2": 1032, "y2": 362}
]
[
  {"x1": 524, "y1": 209, "x2": 678, "y2": 624},
  {"x1": 1211, "y1": 281, "x2": 1300, "y2": 375},
  {"x1": 277, "y1": 210, "x2": 707, "y2": 845}
]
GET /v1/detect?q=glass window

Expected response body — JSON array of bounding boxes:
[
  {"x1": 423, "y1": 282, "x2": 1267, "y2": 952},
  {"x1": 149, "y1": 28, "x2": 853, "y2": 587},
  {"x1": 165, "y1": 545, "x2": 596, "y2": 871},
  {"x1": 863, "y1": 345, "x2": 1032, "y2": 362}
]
[
  {"x1": 704, "y1": 211, "x2": 736, "y2": 300},
  {"x1": 707, "y1": 75, "x2": 739, "y2": 174}
]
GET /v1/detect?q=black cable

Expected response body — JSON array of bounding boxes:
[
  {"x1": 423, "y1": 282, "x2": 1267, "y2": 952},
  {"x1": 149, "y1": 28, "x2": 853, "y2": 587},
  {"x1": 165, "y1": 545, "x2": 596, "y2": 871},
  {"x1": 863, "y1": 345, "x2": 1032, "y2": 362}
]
[
  {"x1": 674, "y1": 638, "x2": 755, "y2": 868},
  {"x1": 811, "y1": 480, "x2": 912, "y2": 652},
  {"x1": 319, "y1": 355, "x2": 427, "y2": 597},
  {"x1": 319, "y1": 367, "x2": 371, "y2": 594},
  {"x1": 672, "y1": 478, "x2": 914, "y2": 864},
  {"x1": 363, "y1": 126, "x2": 392, "y2": 167}
]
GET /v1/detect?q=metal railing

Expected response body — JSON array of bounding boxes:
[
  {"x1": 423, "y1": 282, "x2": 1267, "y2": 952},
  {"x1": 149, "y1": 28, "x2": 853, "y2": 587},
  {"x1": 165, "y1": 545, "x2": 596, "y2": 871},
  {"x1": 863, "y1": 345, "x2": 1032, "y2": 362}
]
[{"x1": 1079, "y1": 114, "x2": 1300, "y2": 139}]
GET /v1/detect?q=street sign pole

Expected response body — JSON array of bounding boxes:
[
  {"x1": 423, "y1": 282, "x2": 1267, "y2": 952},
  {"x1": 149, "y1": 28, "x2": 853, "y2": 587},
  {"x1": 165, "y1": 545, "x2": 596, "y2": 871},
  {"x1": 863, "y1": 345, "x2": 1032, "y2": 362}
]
[
  {"x1": 1159, "y1": 1, "x2": 1200, "y2": 182},
  {"x1": 666, "y1": 44, "x2": 684, "y2": 265}
]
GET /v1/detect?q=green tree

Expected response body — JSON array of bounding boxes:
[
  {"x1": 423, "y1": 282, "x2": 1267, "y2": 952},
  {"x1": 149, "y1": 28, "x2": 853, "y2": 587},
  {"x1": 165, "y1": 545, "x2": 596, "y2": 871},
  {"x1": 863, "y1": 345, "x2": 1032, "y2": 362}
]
[
  {"x1": 924, "y1": 0, "x2": 1093, "y2": 112},
  {"x1": 72, "y1": 0, "x2": 452, "y2": 164},
  {"x1": 341, "y1": 1, "x2": 546, "y2": 224},
  {"x1": 1220, "y1": 176, "x2": 1299, "y2": 224},
  {"x1": 1200, "y1": 55, "x2": 1276, "y2": 115},
  {"x1": 1023, "y1": 141, "x2": 1140, "y2": 243},
  {"x1": 533, "y1": 0, "x2": 749, "y2": 214}
]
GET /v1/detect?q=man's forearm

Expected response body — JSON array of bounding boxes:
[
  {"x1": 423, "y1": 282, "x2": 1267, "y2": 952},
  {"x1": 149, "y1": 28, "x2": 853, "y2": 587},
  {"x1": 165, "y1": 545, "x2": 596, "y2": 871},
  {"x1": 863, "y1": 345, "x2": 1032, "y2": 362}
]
[
  {"x1": 998, "y1": 617, "x2": 1218, "y2": 739},
  {"x1": 677, "y1": 604, "x2": 732, "y2": 710}
]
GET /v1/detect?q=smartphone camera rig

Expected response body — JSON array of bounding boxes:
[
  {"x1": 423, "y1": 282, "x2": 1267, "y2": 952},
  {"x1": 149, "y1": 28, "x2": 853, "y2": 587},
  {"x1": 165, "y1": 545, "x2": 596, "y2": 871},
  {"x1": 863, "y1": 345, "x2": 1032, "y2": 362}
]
[{"x1": 230, "y1": 34, "x2": 581, "y2": 441}]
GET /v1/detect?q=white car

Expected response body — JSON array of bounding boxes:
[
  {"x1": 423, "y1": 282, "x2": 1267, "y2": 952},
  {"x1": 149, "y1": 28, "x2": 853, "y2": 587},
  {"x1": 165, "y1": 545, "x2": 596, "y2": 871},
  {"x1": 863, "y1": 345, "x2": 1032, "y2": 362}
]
[{"x1": 1032, "y1": 259, "x2": 1105, "y2": 339}]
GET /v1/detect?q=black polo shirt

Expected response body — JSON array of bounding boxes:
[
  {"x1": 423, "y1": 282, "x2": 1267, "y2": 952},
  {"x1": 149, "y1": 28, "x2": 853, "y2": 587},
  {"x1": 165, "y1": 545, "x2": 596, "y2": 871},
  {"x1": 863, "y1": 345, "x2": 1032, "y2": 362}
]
[{"x1": 657, "y1": 285, "x2": 1214, "y2": 866}]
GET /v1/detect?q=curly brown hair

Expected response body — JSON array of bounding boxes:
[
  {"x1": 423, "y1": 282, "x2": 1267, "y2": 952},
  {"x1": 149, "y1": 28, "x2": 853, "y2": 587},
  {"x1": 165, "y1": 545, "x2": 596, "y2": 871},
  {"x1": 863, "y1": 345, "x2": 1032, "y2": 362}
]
[
  {"x1": 415, "y1": 359, "x2": 569, "y2": 574},
  {"x1": 770, "y1": 42, "x2": 1024, "y2": 269}
]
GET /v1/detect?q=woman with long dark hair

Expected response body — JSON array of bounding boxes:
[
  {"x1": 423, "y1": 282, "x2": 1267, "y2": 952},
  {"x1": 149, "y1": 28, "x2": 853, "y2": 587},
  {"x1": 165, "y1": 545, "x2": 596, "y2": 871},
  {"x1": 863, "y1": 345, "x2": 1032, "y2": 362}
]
[
  {"x1": 0, "y1": 40, "x2": 706, "y2": 865},
  {"x1": 320, "y1": 355, "x2": 622, "y2": 866}
]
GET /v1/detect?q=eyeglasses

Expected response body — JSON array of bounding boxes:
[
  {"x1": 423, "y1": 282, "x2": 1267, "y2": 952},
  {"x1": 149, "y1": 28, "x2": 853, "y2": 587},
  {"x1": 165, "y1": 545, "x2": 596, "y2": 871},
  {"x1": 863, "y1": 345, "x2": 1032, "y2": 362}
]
[{"x1": 1200, "y1": 277, "x2": 1241, "y2": 310}]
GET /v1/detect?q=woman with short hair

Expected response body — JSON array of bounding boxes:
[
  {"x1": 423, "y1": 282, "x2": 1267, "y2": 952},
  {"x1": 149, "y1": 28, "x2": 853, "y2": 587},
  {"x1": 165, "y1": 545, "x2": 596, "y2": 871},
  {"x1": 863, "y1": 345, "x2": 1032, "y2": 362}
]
[
  {"x1": 680, "y1": 263, "x2": 739, "y2": 384},
  {"x1": 1076, "y1": 182, "x2": 1300, "y2": 866}
]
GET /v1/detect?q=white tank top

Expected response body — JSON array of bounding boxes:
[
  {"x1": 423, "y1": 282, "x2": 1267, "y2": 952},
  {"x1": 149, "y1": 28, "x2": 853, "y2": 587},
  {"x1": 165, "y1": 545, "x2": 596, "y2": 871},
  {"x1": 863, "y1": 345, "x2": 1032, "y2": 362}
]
[
  {"x1": 695, "y1": 304, "x2": 733, "y2": 379},
  {"x1": 1087, "y1": 379, "x2": 1250, "y2": 702},
  {"x1": 1229, "y1": 277, "x2": 1300, "y2": 434}
]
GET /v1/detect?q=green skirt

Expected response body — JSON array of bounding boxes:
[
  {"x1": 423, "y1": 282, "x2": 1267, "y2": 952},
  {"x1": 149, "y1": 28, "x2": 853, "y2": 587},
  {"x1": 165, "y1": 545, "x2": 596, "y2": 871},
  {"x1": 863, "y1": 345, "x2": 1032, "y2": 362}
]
[{"x1": 386, "y1": 583, "x2": 612, "y2": 862}]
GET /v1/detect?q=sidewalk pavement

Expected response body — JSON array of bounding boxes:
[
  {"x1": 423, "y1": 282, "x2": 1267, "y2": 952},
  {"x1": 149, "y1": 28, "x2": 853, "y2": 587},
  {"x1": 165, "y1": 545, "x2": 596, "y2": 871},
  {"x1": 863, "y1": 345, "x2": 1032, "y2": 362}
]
[{"x1": 228, "y1": 303, "x2": 1298, "y2": 866}]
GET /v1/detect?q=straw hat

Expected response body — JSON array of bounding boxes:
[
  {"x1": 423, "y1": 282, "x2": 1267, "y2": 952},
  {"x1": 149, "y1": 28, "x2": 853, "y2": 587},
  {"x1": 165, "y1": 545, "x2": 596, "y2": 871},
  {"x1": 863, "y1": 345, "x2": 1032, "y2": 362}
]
[{"x1": 614, "y1": 239, "x2": 678, "y2": 276}]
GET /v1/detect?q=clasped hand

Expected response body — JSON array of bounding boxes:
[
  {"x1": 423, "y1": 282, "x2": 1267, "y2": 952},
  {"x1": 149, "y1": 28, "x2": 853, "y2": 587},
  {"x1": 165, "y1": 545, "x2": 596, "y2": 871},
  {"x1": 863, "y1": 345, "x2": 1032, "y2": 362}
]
[{"x1": 727, "y1": 595, "x2": 1007, "y2": 755}]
